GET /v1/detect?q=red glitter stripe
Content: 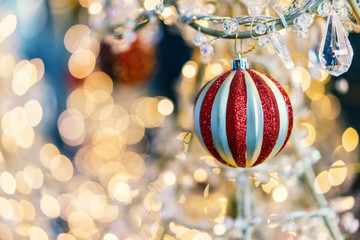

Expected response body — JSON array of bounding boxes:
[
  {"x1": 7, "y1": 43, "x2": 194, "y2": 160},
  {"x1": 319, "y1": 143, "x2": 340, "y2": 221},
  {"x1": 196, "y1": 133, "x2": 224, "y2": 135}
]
[
  {"x1": 262, "y1": 72, "x2": 293, "y2": 154},
  {"x1": 226, "y1": 70, "x2": 247, "y2": 167},
  {"x1": 247, "y1": 70, "x2": 280, "y2": 167},
  {"x1": 199, "y1": 71, "x2": 232, "y2": 166}
]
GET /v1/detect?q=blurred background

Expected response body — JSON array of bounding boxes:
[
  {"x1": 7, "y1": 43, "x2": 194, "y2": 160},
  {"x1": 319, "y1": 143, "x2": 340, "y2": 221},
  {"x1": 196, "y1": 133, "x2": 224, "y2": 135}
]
[{"x1": 0, "y1": 0, "x2": 360, "y2": 239}]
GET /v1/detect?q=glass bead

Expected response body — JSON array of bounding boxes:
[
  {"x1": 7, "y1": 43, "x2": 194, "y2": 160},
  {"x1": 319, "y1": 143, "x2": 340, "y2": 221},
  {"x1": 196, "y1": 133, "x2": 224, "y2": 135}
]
[
  {"x1": 248, "y1": 3, "x2": 262, "y2": 17},
  {"x1": 298, "y1": 13, "x2": 313, "y2": 28},
  {"x1": 200, "y1": 43, "x2": 213, "y2": 56},
  {"x1": 193, "y1": 32, "x2": 206, "y2": 47},
  {"x1": 258, "y1": 35, "x2": 270, "y2": 47},
  {"x1": 223, "y1": 18, "x2": 239, "y2": 35},
  {"x1": 303, "y1": 13, "x2": 314, "y2": 27},
  {"x1": 254, "y1": 23, "x2": 266, "y2": 34},
  {"x1": 293, "y1": 18, "x2": 301, "y2": 29},
  {"x1": 333, "y1": 0, "x2": 344, "y2": 10},
  {"x1": 155, "y1": 3, "x2": 165, "y2": 14},
  {"x1": 317, "y1": 2, "x2": 332, "y2": 17},
  {"x1": 297, "y1": 27, "x2": 309, "y2": 39}
]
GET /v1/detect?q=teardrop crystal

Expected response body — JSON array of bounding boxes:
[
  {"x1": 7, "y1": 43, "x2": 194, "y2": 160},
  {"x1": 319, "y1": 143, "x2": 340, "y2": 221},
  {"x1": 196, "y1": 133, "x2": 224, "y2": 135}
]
[
  {"x1": 318, "y1": 11, "x2": 353, "y2": 77},
  {"x1": 269, "y1": 31, "x2": 294, "y2": 69}
]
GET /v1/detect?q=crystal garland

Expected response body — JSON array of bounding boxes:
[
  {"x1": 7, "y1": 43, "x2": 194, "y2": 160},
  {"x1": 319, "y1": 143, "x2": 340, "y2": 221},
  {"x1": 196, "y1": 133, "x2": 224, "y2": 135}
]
[{"x1": 97, "y1": 0, "x2": 359, "y2": 77}]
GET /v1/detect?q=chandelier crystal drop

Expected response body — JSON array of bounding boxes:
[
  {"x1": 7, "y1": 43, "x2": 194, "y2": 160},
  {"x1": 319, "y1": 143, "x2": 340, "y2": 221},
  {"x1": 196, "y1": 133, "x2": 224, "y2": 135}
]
[{"x1": 318, "y1": 10, "x2": 353, "y2": 76}]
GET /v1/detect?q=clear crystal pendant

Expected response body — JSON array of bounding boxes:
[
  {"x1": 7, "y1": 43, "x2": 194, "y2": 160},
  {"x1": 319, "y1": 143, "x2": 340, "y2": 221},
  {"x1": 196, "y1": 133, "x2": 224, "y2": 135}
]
[
  {"x1": 318, "y1": 10, "x2": 353, "y2": 77},
  {"x1": 269, "y1": 30, "x2": 294, "y2": 69}
]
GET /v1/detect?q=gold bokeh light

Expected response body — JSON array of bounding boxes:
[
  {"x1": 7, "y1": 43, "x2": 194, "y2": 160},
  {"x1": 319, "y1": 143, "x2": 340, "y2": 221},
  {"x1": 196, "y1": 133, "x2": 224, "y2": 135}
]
[
  {"x1": 68, "y1": 49, "x2": 96, "y2": 79},
  {"x1": 342, "y1": 127, "x2": 359, "y2": 152}
]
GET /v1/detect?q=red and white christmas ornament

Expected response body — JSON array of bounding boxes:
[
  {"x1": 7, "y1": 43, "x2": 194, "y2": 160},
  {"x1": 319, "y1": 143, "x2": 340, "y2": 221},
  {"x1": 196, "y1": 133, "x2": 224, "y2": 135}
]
[{"x1": 194, "y1": 57, "x2": 293, "y2": 168}]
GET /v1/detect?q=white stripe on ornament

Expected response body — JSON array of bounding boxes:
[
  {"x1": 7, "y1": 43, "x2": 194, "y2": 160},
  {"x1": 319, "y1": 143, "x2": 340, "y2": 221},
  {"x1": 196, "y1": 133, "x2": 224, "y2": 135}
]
[
  {"x1": 255, "y1": 71, "x2": 289, "y2": 161},
  {"x1": 244, "y1": 70, "x2": 264, "y2": 167},
  {"x1": 211, "y1": 71, "x2": 237, "y2": 167},
  {"x1": 194, "y1": 77, "x2": 219, "y2": 147}
]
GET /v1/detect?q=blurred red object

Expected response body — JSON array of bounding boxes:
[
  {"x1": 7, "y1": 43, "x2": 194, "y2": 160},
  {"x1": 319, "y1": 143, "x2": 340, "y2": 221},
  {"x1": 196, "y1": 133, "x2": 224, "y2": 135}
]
[{"x1": 99, "y1": 38, "x2": 156, "y2": 86}]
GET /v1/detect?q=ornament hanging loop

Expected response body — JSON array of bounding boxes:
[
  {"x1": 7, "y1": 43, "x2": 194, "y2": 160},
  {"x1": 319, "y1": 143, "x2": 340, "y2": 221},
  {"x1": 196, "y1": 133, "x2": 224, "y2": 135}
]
[
  {"x1": 234, "y1": 30, "x2": 257, "y2": 56},
  {"x1": 232, "y1": 30, "x2": 257, "y2": 70},
  {"x1": 234, "y1": 30, "x2": 241, "y2": 58}
]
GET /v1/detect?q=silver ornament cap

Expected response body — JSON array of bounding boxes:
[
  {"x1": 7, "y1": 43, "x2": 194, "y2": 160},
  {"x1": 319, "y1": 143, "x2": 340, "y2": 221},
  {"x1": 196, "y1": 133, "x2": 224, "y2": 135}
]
[{"x1": 231, "y1": 56, "x2": 249, "y2": 70}]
